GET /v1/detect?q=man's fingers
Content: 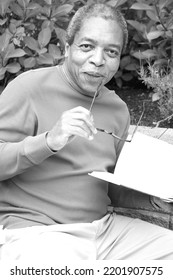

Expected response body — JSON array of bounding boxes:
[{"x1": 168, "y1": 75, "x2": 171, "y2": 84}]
[
  {"x1": 63, "y1": 108, "x2": 97, "y2": 135},
  {"x1": 67, "y1": 124, "x2": 94, "y2": 140},
  {"x1": 47, "y1": 106, "x2": 97, "y2": 151}
]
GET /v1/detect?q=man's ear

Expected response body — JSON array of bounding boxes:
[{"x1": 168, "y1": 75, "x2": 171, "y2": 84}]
[{"x1": 65, "y1": 43, "x2": 69, "y2": 58}]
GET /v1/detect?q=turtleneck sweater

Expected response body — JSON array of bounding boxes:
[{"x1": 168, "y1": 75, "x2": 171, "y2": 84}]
[{"x1": 0, "y1": 64, "x2": 130, "y2": 229}]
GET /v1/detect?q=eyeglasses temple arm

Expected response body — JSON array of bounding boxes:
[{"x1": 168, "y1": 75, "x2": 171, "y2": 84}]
[
  {"x1": 97, "y1": 128, "x2": 132, "y2": 142},
  {"x1": 89, "y1": 81, "x2": 103, "y2": 113}
]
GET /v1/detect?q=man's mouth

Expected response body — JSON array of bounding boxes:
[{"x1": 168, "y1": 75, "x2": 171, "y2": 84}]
[{"x1": 84, "y1": 71, "x2": 104, "y2": 78}]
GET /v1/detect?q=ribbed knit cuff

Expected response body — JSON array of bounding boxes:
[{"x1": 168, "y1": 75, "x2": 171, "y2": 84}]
[{"x1": 24, "y1": 132, "x2": 56, "y2": 165}]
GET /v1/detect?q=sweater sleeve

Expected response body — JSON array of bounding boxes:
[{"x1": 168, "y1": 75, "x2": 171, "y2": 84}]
[
  {"x1": 115, "y1": 112, "x2": 130, "y2": 161},
  {"x1": 0, "y1": 78, "x2": 54, "y2": 181}
]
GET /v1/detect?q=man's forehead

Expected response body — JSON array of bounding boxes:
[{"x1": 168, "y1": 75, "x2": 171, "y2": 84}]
[{"x1": 74, "y1": 17, "x2": 122, "y2": 46}]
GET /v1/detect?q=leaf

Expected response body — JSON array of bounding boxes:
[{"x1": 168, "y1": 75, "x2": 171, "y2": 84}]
[
  {"x1": 44, "y1": 0, "x2": 52, "y2": 4},
  {"x1": 3, "y1": 44, "x2": 25, "y2": 65},
  {"x1": 120, "y1": 55, "x2": 131, "y2": 68},
  {"x1": 25, "y1": 2, "x2": 41, "y2": 19},
  {"x1": 24, "y1": 36, "x2": 39, "y2": 51},
  {"x1": 115, "y1": 77, "x2": 123, "y2": 88},
  {"x1": 114, "y1": 70, "x2": 122, "y2": 79},
  {"x1": 9, "y1": 22, "x2": 17, "y2": 34},
  {"x1": 27, "y1": 2, "x2": 41, "y2": 9},
  {"x1": 38, "y1": 28, "x2": 52, "y2": 49},
  {"x1": 36, "y1": 48, "x2": 47, "y2": 55},
  {"x1": 48, "y1": 44, "x2": 61, "y2": 59},
  {"x1": 146, "y1": 10, "x2": 159, "y2": 22},
  {"x1": 153, "y1": 58, "x2": 168, "y2": 67},
  {"x1": 52, "y1": 4, "x2": 73, "y2": 18},
  {"x1": 122, "y1": 73, "x2": 133, "y2": 81},
  {"x1": 130, "y1": 3, "x2": 154, "y2": 11},
  {"x1": 141, "y1": 49, "x2": 158, "y2": 58},
  {"x1": 165, "y1": 30, "x2": 173, "y2": 38},
  {"x1": 131, "y1": 52, "x2": 141, "y2": 60},
  {"x1": 6, "y1": 62, "x2": 21, "y2": 73},
  {"x1": 152, "y1": 92, "x2": 160, "y2": 102},
  {"x1": 0, "y1": 67, "x2": 6, "y2": 80},
  {"x1": 0, "y1": 0, "x2": 12, "y2": 17},
  {"x1": 37, "y1": 53, "x2": 53, "y2": 65},
  {"x1": 55, "y1": 27, "x2": 66, "y2": 48},
  {"x1": 132, "y1": 50, "x2": 157, "y2": 60},
  {"x1": 0, "y1": 18, "x2": 8, "y2": 26},
  {"x1": 127, "y1": 20, "x2": 145, "y2": 33},
  {"x1": 26, "y1": 23, "x2": 35, "y2": 31},
  {"x1": 10, "y1": 2, "x2": 24, "y2": 18},
  {"x1": 17, "y1": 0, "x2": 30, "y2": 9},
  {"x1": 146, "y1": 31, "x2": 164, "y2": 41},
  {"x1": 15, "y1": 26, "x2": 25, "y2": 36},
  {"x1": 41, "y1": 6, "x2": 51, "y2": 17},
  {"x1": 124, "y1": 63, "x2": 138, "y2": 71},
  {"x1": 23, "y1": 57, "x2": 36, "y2": 68},
  {"x1": 7, "y1": 48, "x2": 26, "y2": 59},
  {"x1": 0, "y1": 31, "x2": 12, "y2": 53},
  {"x1": 168, "y1": 24, "x2": 173, "y2": 30},
  {"x1": 10, "y1": 19, "x2": 23, "y2": 28},
  {"x1": 41, "y1": 20, "x2": 52, "y2": 30},
  {"x1": 105, "y1": 0, "x2": 128, "y2": 7},
  {"x1": 158, "y1": 0, "x2": 171, "y2": 10}
]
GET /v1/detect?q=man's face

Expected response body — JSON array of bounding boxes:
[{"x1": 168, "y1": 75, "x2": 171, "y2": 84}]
[{"x1": 65, "y1": 16, "x2": 123, "y2": 96}]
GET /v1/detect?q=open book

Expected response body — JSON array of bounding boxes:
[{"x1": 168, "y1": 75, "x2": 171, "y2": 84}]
[{"x1": 89, "y1": 132, "x2": 173, "y2": 202}]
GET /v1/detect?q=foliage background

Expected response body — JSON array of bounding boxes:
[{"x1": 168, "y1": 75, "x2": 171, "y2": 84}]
[
  {"x1": 0, "y1": 0, "x2": 173, "y2": 126},
  {"x1": 0, "y1": 0, "x2": 172, "y2": 88}
]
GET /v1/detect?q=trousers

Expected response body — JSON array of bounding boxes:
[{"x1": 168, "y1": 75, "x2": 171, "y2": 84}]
[{"x1": 0, "y1": 210, "x2": 173, "y2": 260}]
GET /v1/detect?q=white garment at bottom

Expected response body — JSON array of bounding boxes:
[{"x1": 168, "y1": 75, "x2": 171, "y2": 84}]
[{"x1": 0, "y1": 211, "x2": 173, "y2": 260}]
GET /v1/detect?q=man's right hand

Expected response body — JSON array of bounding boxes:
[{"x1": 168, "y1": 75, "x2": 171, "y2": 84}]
[{"x1": 46, "y1": 106, "x2": 97, "y2": 151}]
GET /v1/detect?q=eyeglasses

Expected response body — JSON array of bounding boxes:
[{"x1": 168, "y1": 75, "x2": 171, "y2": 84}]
[{"x1": 89, "y1": 85, "x2": 145, "y2": 143}]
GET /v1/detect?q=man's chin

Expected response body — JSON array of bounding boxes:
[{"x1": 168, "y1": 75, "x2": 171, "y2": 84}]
[{"x1": 80, "y1": 85, "x2": 100, "y2": 96}]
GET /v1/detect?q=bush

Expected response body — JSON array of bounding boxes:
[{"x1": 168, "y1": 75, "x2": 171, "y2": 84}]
[
  {"x1": 139, "y1": 62, "x2": 173, "y2": 125},
  {"x1": 109, "y1": 0, "x2": 173, "y2": 88},
  {"x1": 134, "y1": 0, "x2": 173, "y2": 124},
  {"x1": 0, "y1": 0, "x2": 173, "y2": 90},
  {"x1": 0, "y1": 0, "x2": 78, "y2": 87}
]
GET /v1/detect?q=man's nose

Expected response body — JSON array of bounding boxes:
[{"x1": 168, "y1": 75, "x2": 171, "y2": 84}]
[{"x1": 89, "y1": 48, "x2": 105, "y2": 67}]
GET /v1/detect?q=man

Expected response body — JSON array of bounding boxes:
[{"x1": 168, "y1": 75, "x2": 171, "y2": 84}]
[{"x1": 0, "y1": 3, "x2": 173, "y2": 260}]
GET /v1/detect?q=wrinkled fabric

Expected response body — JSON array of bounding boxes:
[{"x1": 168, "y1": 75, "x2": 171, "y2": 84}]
[{"x1": 1, "y1": 212, "x2": 173, "y2": 260}]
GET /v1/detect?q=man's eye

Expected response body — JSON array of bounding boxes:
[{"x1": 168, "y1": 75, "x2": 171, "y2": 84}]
[
  {"x1": 106, "y1": 49, "x2": 120, "y2": 58},
  {"x1": 79, "y1": 44, "x2": 93, "y2": 51}
]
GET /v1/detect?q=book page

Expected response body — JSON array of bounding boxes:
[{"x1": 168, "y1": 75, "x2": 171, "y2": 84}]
[{"x1": 89, "y1": 132, "x2": 173, "y2": 200}]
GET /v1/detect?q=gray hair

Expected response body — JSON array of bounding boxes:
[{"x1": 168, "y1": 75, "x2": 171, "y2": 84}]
[{"x1": 66, "y1": 3, "x2": 128, "y2": 54}]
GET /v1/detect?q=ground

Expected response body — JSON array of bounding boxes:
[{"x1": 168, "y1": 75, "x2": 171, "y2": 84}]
[
  {"x1": 116, "y1": 87, "x2": 161, "y2": 127},
  {"x1": 114, "y1": 87, "x2": 173, "y2": 128}
]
